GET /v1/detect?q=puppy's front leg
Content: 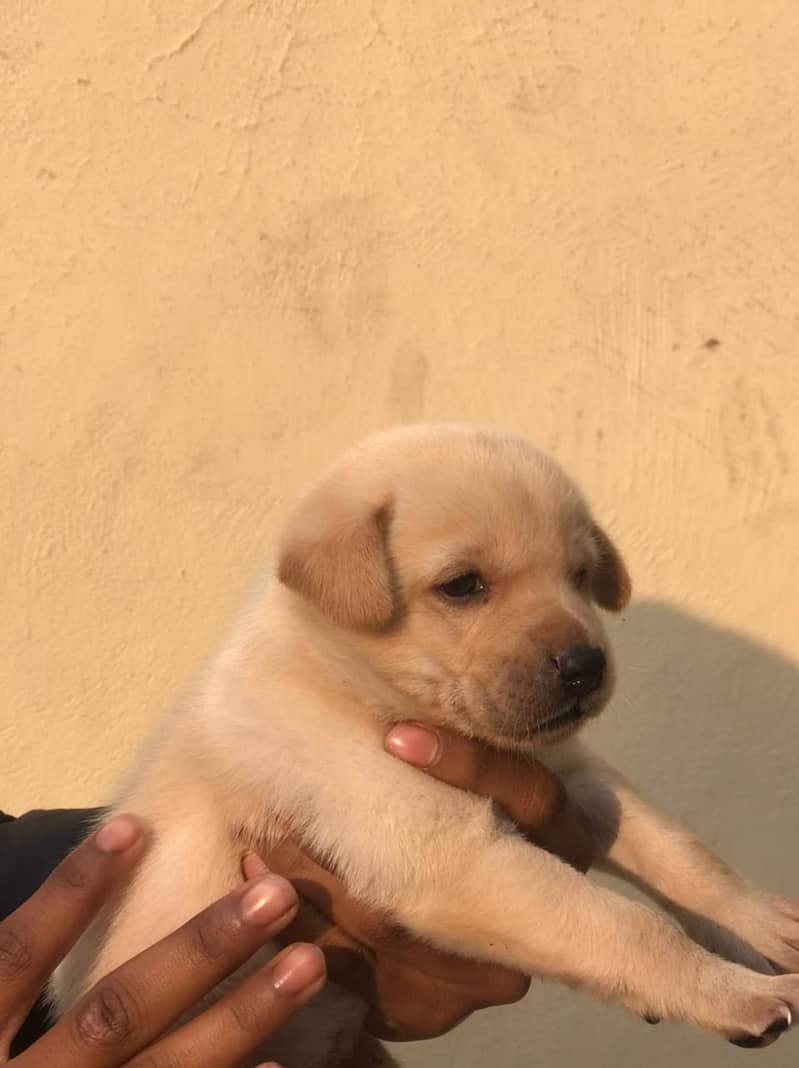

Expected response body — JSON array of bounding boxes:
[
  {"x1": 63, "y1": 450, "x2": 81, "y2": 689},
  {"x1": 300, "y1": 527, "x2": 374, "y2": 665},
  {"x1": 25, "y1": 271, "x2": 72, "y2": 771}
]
[
  {"x1": 544, "y1": 739, "x2": 799, "y2": 976},
  {"x1": 397, "y1": 828, "x2": 799, "y2": 1045}
]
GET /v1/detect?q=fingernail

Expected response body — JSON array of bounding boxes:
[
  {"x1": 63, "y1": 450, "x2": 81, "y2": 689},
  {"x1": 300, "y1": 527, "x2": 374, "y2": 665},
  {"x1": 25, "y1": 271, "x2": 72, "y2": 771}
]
[
  {"x1": 240, "y1": 875, "x2": 297, "y2": 924},
  {"x1": 271, "y1": 944, "x2": 326, "y2": 993},
  {"x1": 95, "y1": 814, "x2": 141, "y2": 854},
  {"x1": 242, "y1": 852, "x2": 270, "y2": 880},
  {"x1": 385, "y1": 723, "x2": 441, "y2": 768}
]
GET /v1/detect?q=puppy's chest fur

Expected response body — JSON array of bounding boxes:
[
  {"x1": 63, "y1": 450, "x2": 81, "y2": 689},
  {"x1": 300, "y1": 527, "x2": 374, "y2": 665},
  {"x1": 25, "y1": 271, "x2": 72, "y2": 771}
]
[{"x1": 49, "y1": 642, "x2": 492, "y2": 1067}]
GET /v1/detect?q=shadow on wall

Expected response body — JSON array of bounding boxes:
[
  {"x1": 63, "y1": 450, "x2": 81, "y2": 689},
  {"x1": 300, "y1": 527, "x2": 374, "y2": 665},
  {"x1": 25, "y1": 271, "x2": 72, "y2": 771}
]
[
  {"x1": 393, "y1": 598, "x2": 799, "y2": 1068},
  {"x1": 595, "y1": 597, "x2": 799, "y2": 895}
]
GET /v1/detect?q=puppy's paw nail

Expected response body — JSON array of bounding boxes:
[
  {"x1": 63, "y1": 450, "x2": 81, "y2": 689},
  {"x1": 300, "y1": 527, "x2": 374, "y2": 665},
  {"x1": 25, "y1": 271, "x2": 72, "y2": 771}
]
[
  {"x1": 729, "y1": 1034, "x2": 768, "y2": 1048},
  {"x1": 763, "y1": 1014, "x2": 791, "y2": 1036},
  {"x1": 643, "y1": 1014, "x2": 660, "y2": 1025},
  {"x1": 729, "y1": 1013, "x2": 791, "y2": 1048}
]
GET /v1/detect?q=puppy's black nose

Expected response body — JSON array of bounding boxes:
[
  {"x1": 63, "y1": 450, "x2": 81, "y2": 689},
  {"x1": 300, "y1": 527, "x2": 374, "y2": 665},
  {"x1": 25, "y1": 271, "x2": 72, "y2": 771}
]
[{"x1": 553, "y1": 645, "x2": 606, "y2": 698}]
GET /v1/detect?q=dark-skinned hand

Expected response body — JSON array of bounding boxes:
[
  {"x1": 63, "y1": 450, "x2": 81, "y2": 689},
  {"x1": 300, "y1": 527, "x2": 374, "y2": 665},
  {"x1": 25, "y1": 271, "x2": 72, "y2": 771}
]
[
  {"x1": 1, "y1": 724, "x2": 592, "y2": 1063},
  {"x1": 253, "y1": 722, "x2": 594, "y2": 1041},
  {"x1": 0, "y1": 814, "x2": 322, "y2": 1067}
]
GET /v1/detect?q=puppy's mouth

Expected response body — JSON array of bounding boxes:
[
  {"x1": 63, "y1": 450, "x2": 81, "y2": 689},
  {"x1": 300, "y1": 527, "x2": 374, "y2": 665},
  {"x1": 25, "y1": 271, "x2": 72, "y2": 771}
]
[
  {"x1": 535, "y1": 701, "x2": 588, "y2": 735},
  {"x1": 495, "y1": 700, "x2": 592, "y2": 748}
]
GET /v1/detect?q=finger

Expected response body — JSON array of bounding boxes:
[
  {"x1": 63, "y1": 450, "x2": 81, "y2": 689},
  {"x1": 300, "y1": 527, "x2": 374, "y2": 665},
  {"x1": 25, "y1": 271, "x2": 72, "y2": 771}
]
[
  {"x1": 30, "y1": 873, "x2": 301, "y2": 1067},
  {"x1": 278, "y1": 895, "x2": 376, "y2": 1000},
  {"x1": 251, "y1": 844, "x2": 436, "y2": 1020},
  {"x1": 361, "y1": 956, "x2": 523, "y2": 1041},
  {"x1": 255, "y1": 839, "x2": 383, "y2": 952},
  {"x1": 248, "y1": 843, "x2": 377, "y2": 997},
  {"x1": 385, "y1": 723, "x2": 595, "y2": 871},
  {"x1": 259, "y1": 839, "x2": 529, "y2": 996},
  {"x1": 125, "y1": 943, "x2": 325, "y2": 1068},
  {"x1": 286, "y1": 898, "x2": 529, "y2": 1025},
  {"x1": 361, "y1": 952, "x2": 530, "y2": 1040},
  {"x1": 258, "y1": 840, "x2": 529, "y2": 1015},
  {"x1": 0, "y1": 813, "x2": 144, "y2": 1050},
  {"x1": 364, "y1": 995, "x2": 471, "y2": 1042}
]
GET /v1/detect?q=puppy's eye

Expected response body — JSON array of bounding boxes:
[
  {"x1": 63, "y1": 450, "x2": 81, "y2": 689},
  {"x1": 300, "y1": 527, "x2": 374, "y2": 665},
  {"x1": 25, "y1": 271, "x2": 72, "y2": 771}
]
[
  {"x1": 437, "y1": 573, "x2": 486, "y2": 599},
  {"x1": 571, "y1": 565, "x2": 589, "y2": 590}
]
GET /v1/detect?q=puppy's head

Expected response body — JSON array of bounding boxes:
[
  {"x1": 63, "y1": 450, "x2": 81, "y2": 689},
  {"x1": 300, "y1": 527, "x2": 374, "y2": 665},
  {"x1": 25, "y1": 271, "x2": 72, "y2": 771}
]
[{"x1": 278, "y1": 425, "x2": 630, "y2": 747}]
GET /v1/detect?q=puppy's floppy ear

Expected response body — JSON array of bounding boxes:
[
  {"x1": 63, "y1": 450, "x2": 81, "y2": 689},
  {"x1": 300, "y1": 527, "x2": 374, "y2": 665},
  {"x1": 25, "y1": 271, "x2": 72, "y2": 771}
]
[
  {"x1": 277, "y1": 468, "x2": 394, "y2": 629},
  {"x1": 590, "y1": 524, "x2": 631, "y2": 611}
]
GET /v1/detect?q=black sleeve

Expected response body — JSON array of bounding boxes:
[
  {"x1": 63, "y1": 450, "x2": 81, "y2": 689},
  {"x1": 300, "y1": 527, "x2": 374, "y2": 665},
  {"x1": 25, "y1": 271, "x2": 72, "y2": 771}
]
[{"x1": 0, "y1": 807, "x2": 106, "y2": 1055}]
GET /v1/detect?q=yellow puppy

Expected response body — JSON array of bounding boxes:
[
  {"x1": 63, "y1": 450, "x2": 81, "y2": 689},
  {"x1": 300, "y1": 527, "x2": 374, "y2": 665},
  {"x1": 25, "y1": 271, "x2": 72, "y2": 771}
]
[{"x1": 52, "y1": 425, "x2": 799, "y2": 1064}]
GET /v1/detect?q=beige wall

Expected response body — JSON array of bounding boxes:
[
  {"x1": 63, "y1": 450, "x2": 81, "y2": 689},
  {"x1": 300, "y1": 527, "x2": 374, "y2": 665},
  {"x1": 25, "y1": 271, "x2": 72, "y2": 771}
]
[{"x1": 2, "y1": 2, "x2": 798, "y2": 1065}]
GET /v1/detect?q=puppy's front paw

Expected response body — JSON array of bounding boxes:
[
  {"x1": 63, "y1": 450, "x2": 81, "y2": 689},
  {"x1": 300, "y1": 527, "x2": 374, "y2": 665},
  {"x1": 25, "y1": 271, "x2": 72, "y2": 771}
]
[
  {"x1": 683, "y1": 893, "x2": 799, "y2": 975},
  {"x1": 727, "y1": 894, "x2": 799, "y2": 974},
  {"x1": 750, "y1": 896, "x2": 799, "y2": 973},
  {"x1": 698, "y1": 964, "x2": 799, "y2": 1049}
]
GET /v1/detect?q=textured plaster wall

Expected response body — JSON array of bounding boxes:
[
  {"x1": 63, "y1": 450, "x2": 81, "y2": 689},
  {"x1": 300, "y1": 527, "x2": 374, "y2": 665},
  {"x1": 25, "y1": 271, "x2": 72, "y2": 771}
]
[{"x1": 1, "y1": 2, "x2": 798, "y2": 1065}]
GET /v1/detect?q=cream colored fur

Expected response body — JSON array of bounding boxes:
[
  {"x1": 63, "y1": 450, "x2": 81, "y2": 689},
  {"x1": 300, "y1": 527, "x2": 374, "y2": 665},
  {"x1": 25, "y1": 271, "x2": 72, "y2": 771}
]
[{"x1": 50, "y1": 425, "x2": 799, "y2": 1065}]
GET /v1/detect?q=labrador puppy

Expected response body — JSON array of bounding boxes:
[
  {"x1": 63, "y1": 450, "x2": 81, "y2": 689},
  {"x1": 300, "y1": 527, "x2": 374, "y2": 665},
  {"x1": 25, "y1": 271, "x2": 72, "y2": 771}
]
[{"x1": 51, "y1": 424, "x2": 799, "y2": 1064}]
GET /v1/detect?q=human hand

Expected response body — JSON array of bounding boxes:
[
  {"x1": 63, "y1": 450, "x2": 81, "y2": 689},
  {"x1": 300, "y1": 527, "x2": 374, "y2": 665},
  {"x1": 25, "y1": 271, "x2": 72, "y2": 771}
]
[
  {"x1": 253, "y1": 723, "x2": 593, "y2": 1041},
  {"x1": 385, "y1": 723, "x2": 594, "y2": 873},
  {"x1": 1, "y1": 814, "x2": 324, "y2": 1066}
]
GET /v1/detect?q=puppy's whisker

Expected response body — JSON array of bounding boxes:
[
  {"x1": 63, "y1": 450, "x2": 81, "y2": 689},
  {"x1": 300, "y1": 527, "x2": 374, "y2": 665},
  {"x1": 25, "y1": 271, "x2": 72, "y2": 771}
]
[{"x1": 615, "y1": 690, "x2": 642, "y2": 716}]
